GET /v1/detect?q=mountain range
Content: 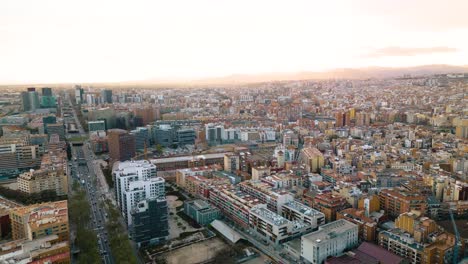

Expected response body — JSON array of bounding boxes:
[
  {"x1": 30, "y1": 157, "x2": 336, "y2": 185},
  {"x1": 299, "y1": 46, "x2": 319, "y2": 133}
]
[{"x1": 182, "y1": 64, "x2": 468, "y2": 85}]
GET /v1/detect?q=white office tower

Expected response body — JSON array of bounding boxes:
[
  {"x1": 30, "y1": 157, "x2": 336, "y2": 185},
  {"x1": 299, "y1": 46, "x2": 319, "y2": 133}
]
[
  {"x1": 122, "y1": 177, "x2": 165, "y2": 225},
  {"x1": 112, "y1": 160, "x2": 157, "y2": 211},
  {"x1": 301, "y1": 219, "x2": 358, "y2": 264}
]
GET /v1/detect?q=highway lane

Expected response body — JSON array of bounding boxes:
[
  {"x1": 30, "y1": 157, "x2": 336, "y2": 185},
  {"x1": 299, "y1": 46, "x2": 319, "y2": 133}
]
[{"x1": 65, "y1": 93, "x2": 114, "y2": 264}]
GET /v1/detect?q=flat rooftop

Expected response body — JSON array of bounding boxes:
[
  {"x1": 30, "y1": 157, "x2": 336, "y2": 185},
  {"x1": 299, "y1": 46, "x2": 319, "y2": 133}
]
[
  {"x1": 302, "y1": 219, "x2": 357, "y2": 243},
  {"x1": 151, "y1": 152, "x2": 231, "y2": 164},
  {"x1": 283, "y1": 200, "x2": 324, "y2": 217},
  {"x1": 250, "y1": 206, "x2": 288, "y2": 226}
]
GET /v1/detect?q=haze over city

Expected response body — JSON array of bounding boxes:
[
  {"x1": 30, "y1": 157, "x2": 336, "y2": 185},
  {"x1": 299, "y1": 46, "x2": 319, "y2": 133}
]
[
  {"x1": 0, "y1": 1, "x2": 467, "y2": 264},
  {"x1": 2, "y1": 0, "x2": 468, "y2": 84}
]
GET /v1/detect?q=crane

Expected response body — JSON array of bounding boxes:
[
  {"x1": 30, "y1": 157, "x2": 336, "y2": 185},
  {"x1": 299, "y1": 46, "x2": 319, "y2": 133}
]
[{"x1": 449, "y1": 208, "x2": 462, "y2": 264}]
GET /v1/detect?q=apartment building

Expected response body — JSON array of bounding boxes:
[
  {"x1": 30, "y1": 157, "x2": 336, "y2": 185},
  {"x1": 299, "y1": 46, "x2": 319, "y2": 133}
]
[
  {"x1": 379, "y1": 228, "x2": 459, "y2": 264},
  {"x1": 122, "y1": 177, "x2": 165, "y2": 226},
  {"x1": 17, "y1": 168, "x2": 68, "y2": 196},
  {"x1": 185, "y1": 175, "x2": 230, "y2": 199},
  {"x1": 9, "y1": 201, "x2": 69, "y2": 242},
  {"x1": 299, "y1": 147, "x2": 324, "y2": 174},
  {"x1": 379, "y1": 188, "x2": 427, "y2": 218},
  {"x1": 175, "y1": 165, "x2": 221, "y2": 187},
  {"x1": 239, "y1": 180, "x2": 294, "y2": 214},
  {"x1": 249, "y1": 204, "x2": 293, "y2": 245},
  {"x1": 113, "y1": 160, "x2": 157, "y2": 208},
  {"x1": 336, "y1": 208, "x2": 377, "y2": 242},
  {"x1": 0, "y1": 138, "x2": 41, "y2": 176},
  {"x1": 224, "y1": 153, "x2": 240, "y2": 173},
  {"x1": 209, "y1": 185, "x2": 259, "y2": 228},
  {"x1": 281, "y1": 200, "x2": 325, "y2": 229},
  {"x1": 313, "y1": 193, "x2": 350, "y2": 222}
]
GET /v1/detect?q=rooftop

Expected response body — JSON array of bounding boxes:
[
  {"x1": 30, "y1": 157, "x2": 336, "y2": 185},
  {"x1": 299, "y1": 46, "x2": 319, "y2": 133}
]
[
  {"x1": 283, "y1": 200, "x2": 324, "y2": 217},
  {"x1": 10, "y1": 201, "x2": 68, "y2": 229},
  {"x1": 250, "y1": 205, "x2": 288, "y2": 226},
  {"x1": 151, "y1": 152, "x2": 231, "y2": 164},
  {"x1": 302, "y1": 219, "x2": 357, "y2": 243}
]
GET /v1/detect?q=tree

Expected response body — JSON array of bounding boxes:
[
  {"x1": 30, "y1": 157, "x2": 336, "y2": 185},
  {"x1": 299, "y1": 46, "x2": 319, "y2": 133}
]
[
  {"x1": 68, "y1": 184, "x2": 100, "y2": 263},
  {"x1": 104, "y1": 200, "x2": 138, "y2": 264},
  {"x1": 155, "y1": 144, "x2": 164, "y2": 155}
]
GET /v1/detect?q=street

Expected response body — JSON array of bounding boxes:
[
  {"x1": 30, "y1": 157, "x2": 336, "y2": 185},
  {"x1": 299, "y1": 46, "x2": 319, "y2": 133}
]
[{"x1": 66, "y1": 93, "x2": 114, "y2": 264}]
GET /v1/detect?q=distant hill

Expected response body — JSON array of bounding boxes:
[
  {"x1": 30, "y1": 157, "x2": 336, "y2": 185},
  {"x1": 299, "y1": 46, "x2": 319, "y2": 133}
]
[
  {"x1": 185, "y1": 64, "x2": 468, "y2": 84},
  {"x1": 2, "y1": 64, "x2": 467, "y2": 87}
]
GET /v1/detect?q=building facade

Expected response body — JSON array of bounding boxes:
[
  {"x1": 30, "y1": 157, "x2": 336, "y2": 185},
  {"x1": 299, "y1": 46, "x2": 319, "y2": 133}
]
[{"x1": 301, "y1": 219, "x2": 358, "y2": 264}]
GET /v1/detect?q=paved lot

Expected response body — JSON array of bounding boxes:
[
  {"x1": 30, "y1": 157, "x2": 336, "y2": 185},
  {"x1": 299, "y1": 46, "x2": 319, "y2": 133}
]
[
  {"x1": 166, "y1": 195, "x2": 200, "y2": 239},
  {"x1": 162, "y1": 237, "x2": 228, "y2": 264}
]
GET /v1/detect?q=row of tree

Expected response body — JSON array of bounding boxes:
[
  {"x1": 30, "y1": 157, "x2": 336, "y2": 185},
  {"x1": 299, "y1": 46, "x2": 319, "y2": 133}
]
[
  {"x1": 0, "y1": 186, "x2": 66, "y2": 205},
  {"x1": 69, "y1": 181, "x2": 101, "y2": 264},
  {"x1": 101, "y1": 165, "x2": 114, "y2": 188},
  {"x1": 104, "y1": 199, "x2": 138, "y2": 264}
]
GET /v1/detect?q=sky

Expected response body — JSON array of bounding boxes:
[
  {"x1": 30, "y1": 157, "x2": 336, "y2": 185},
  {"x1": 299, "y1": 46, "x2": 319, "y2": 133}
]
[{"x1": 1, "y1": 0, "x2": 468, "y2": 84}]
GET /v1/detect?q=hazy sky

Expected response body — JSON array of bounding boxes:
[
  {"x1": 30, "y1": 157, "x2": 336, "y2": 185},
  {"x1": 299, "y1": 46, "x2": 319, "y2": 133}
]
[{"x1": 1, "y1": 0, "x2": 468, "y2": 83}]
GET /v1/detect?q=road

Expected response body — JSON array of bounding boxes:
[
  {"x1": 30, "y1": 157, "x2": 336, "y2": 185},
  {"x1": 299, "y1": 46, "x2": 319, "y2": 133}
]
[{"x1": 65, "y1": 93, "x2": 114, "y2": 264}]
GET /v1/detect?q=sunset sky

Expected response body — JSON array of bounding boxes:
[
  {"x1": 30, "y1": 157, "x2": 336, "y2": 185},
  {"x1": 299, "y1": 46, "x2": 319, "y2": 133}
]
[{"x1": 1, "y1": 0, "x2": 468, "y2": 84}]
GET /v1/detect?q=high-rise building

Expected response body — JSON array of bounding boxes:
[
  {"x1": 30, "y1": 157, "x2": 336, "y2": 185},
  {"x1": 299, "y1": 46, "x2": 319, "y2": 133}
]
[
  {"x1": 301, "y1": 219, "x2": 358, "y2": 264},
  {"x1": 131, "y1": 198, "x2": 168, "y2": 247},
  {"x1": 74, "y1": 85, "x2": 84, "y2": 104},
  {"x1": 21, "y1": 91, "x2": 30, "y2": 111},
  {"x1": 298, "y1": 147, "x2": 324, "y2": 173},
  {"x1": 112, "y1": 160, "x2": 168, "y2": 245},
  {"x1": 122, "y1": 177, "x2": 165, "y2": 226},
  {"x1": 130, "y1": 127, "x2": 150, "y2": 151},
  {"x1": 112, "y1": 160, "x2": 157, "y2": 210},
  {"x1": 21, "y1": 88, "x2": 40, "y2": 111},
  {"x1": 101, "y1": 89, "x2": 113, "y2": 104},
  {"x1": 9, "y1": 200, "x2": 69, "y2": 242},
  {"x1": 454, "y1": 118, "x2": 468, "y2": 139},
  {"x1": 224, "y1": 153, "x2": 240, "y2": 173},
  {"x1": 356, "y1": 112, "x2": 371, "y2": 126},
  {"x1": 40, "y1": 87, "x2": 56, "y2": 108},
  {"x1": 335, "y1": 111, "x2": 344, "y2": 127},
  {"x1": 108, "y1": 129, "x2": 136, "y2": 162},
  {"x1": 205, "y1": 123, "x2": 224, "y2": 144},
  {"x1": 41, "y1": 87, "x2": 52, "y2": 96}
]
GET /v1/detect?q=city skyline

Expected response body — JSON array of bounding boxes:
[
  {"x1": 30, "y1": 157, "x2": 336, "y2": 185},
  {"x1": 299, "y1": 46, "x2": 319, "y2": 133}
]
[{"x1": 2, "y1": 0, "x2": 468, "y2": 84}]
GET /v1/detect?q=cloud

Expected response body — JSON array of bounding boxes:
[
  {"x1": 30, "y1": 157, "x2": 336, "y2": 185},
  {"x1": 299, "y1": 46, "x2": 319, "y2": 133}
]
[{"x1": 364, "y1": 46, "x2": 459, "y2": 58}]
